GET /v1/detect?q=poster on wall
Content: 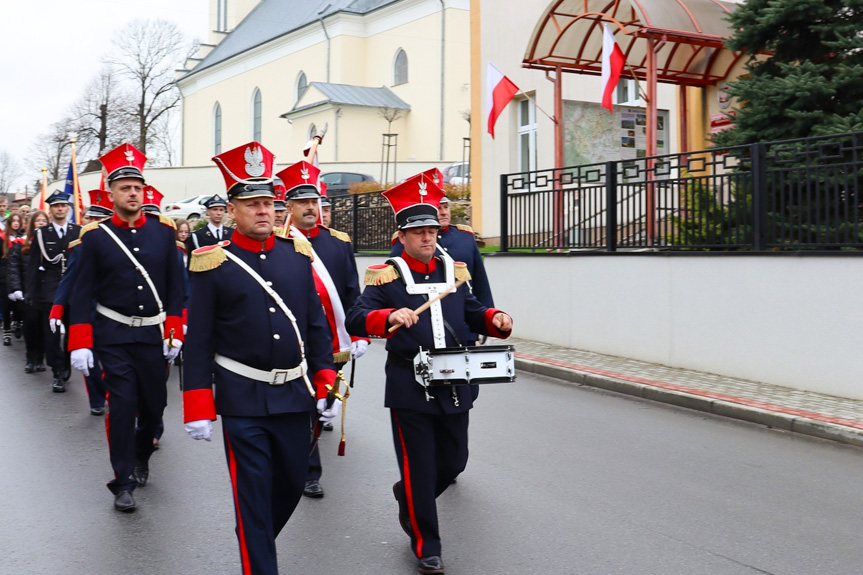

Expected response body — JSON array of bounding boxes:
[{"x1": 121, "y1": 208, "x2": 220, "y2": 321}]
[{"x1": 563, "y1": 101, "x2": 670, "y2": 168}]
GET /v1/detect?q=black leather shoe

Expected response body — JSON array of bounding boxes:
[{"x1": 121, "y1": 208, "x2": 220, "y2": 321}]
[
  {"x1": 52, "y1": 378, "x2": 66, "y2": 393},
  {"x1": 133, "y1": 460, "x2": 149, "y2": 487},
  {"x1": 417, "y1": 555, "x2": 444, "y2": 574},
  {"x1": 393, "y1": 482, "x2": 412, "y2": 537},
  {"x1": 322, "y1": 421, "x2": 334, "y2": 431},
  {"x1": 13, "y1": 323, "x2": 21, "y2": 339},
  {"x1": 114, "y1": 490, "x2": 136, "y2": 512},
  {"x1": 62, "y1": 368, "x2": 71, "y2": 382},
  {"x1": 35, "y1": 364, "x2": 46, "y2": 372},
  {"x1": 90, "y1": 407, "x2": 105, "y2": 416},
  {"x1": 303, "y1": 479, "x2": 324, "y2": 498},
  {"x1": 24, "y1": 362, "x2": 35, "y2": 374}
]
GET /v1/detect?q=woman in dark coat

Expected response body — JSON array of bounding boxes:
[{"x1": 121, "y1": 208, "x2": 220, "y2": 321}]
[
  {"x1": 2, "y1": 213, "x2": 26, "y2": 345},
  {"x1": 7, "y1": 210, "x2": 49, "y2": 372}
]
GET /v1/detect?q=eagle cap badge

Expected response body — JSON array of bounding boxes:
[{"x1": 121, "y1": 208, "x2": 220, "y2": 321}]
[
  {"x1": 418, "y1": 181, "x2": 428, "y2": 198},
  {"x1": 124, "y1": 150, "x2": 135, "y2": 163},
  {"x1": 244, "y1": 146, "x2": 266, "y2": 177}
]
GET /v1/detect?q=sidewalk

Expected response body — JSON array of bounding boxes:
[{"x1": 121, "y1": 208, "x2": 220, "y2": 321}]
[{"x1": 509, "y1": 337, "x2": 863, "y2": 448}]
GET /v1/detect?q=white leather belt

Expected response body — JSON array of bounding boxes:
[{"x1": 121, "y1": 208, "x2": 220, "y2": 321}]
[
  {"x1": 215, "y1": 354, "x2": 307, "y2": 386},
  {"x1": 96, "y1": 304, "x2": 165, "y2": 327}
]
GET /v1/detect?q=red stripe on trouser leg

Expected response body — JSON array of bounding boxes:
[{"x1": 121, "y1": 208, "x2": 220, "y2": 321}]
[
  {"x1": 394, "y1": 412, "x2": 424, "y2": 557},
  {"x1": 225, "y1": 431, "x2": 252, "y2": 575}
]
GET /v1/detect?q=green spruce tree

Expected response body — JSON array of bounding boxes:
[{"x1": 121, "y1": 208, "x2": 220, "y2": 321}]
[{"x1": 714, "y1": 0, "x2": 863, "y2": 146}]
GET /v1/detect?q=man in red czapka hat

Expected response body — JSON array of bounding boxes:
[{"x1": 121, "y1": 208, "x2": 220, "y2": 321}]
[
  {"x1": 345, "y1": 172, "x2": 513, "y2": 575},
  {"x1": 68, "y1": 143, "x2": 185, "y2": 513}
]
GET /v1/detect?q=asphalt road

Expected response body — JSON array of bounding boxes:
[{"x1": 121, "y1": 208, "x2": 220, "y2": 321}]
[{"x1": 1, "y1": 338, "x2": 862, "y2": 575}]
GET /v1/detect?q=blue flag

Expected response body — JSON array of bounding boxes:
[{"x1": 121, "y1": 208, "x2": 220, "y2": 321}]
[{"x1": 62, "y1": 162, "x2": 76, "y2": 224}]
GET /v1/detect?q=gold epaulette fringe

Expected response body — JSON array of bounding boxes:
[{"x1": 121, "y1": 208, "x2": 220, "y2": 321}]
[
  {"x1": 455, "y1": 224, "x2": 475, "y2": 235},
  {"x1": 327, "y1": 227, "x2": 352, "y2": 243},
  {"x1": 454, "y1": 262, "x2": 472, "y2": 282},
  {"x1": 293, "y1": 238, "x2": 313, "y2": 259},
  {"x1": 78, "y1": 221, "x2": 100, "y2": 239},
  {"x1": 158, "y1": 214, "x2": 177, "y2": 229},
  {"x1": 68, "y1": 239, "x2": 82, "y2": 250},
  {"x1": 390, "y1": 231, "x2": 400, "y2": 245},
  {"x1": 364, "y1": 264, "x2": 399, "y2": 285},
  {"x1": 189, "y1": 243, "x2": 227, "y2": 272},
  {"x1": 176, "y1": 240, "x2": 187, "y2": 253},
  {"x1": 273, "y1": 225, "x2": 289, "y2": 238}
]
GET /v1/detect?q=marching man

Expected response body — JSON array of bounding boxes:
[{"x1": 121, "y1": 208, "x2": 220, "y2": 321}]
[
  {"x1": 183, "y1": 142, "x2": 338, "y2": 575},
  {"x1": 345, "y1": 172, "x2": 513, "y2": 575}
]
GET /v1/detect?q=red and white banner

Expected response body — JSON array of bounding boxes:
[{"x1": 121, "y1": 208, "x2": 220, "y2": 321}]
[
  {"x1": 486, "y1": 62, "x2": 520, "y2": 138},
  {"x1": 601, "y1": 25, "x2": 625, "y2": 113}
]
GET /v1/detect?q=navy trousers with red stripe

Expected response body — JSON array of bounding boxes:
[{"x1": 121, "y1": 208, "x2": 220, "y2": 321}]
[
  {"x1": 98, "y1": 343, "x2": 167, "y2": 494},
  {"x1": 222, "y1": 412, "x2": 310, "y2": 575},
  {"x1": 391, "y1": 408, "x2": 470, "y2": 558}
]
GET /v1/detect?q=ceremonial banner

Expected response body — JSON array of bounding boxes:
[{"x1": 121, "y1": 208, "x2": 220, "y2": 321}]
[
  {"x1": 486, "y1": 62, "x2": 519, "y2": 139},
  {"x1": 601, "y1": 25, "x2": 625, "y2": 113}
]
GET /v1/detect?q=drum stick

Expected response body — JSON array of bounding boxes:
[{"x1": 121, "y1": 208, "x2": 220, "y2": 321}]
[{"x1": 388, "y1": 279, "x2": 466, "y2": 334}]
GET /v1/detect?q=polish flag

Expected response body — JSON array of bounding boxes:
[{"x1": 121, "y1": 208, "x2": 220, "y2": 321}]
[
  {"x1": 601, "y1": 25, "x2": 625, "y2": 113},
  {"x1": 486, "y1": 62, "x2": 520, "y2": 138}
]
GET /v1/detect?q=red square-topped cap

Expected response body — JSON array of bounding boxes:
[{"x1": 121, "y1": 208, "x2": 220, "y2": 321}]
[
  {"x1": 100, "y1": 143, "x2": 147, "y2": 184},
  {"x1": 382, "y1": 172, "x2": 445, "y2": 229},
  {"x1": 212, "y1": 141, "x2": 276, "y2": 199}
]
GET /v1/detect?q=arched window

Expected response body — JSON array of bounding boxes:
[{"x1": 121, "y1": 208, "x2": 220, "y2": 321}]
[
  {"x1": 296, "y1": 72, "x2": 308, "y2": 103},
  {"x1": 393, "y1": 49, "x2": 408, "y2": 86},
  {"x1": 252, "y1": 88, "x2": 262, "y2": 142},
  {"x1": 213, "y1": 102, "x2": 222, "y2": 155}
]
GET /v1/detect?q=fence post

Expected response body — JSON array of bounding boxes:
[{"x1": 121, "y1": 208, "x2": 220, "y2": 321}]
[
  {"x1": 751, "y1": 142, "x2": 768, "y2": 251},
  {"x1": 351, "y1": 194, "x2": 360, "y2": 252},
  {"x1": 605, "y1": 161, "x2": 618, "y2": 252},
  {"x1": 499, "y1": 173, "x2": 509, "y2": 252}
]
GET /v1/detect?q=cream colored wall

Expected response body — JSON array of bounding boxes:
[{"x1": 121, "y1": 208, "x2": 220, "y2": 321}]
[{"x1": 182, "y1": 2, "x2": 471, "y2": 172}]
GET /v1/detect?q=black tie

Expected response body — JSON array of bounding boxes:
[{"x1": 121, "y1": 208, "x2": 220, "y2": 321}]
[
  {"x1": 58, "y1": 227, "x2": 64, "y2": 239},
  {"x1": 215, "y1": 229, "x2": 220, "y2": 241}
]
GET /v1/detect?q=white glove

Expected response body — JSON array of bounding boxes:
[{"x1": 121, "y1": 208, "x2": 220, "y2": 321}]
[
  {"x1": 185, "y1": 420, "x2": 212, "y2": 441},
  {"x1": 351, "y1": 339, "x2": 369, "y2": 359},
  {"x1": 49, "y1": 318, "x2": 66, "y2": 335},
  {"x1": 9, "y1": 290, "x2": 23, "y2": 301},
  {"x1": 163, "y1": 339, "x2": 183, "y2": 362},
  {"x1": 183, "y1": 324, "x2": 188, "y2": 336},
  {"x1": 316, "y1": 398, "x2": 342, "y2": 425},
  {"x1": 71, "y1": 348, "x2": 94, "y2": 376}
]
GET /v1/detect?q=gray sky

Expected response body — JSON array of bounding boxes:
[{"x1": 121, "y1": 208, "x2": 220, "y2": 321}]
[{"x1": 0, "y1": 0, "x2": 209, "y2": 191}]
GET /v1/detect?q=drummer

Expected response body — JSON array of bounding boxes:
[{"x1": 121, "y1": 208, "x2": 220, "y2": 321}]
[{"x1": 345, "y1": 172, "x2": 512, "y2": 575}]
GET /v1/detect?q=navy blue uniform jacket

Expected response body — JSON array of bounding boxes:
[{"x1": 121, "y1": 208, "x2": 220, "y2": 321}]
[
  {"x1": 68, "y1": 213, "x2": 185, "y2": 350},
  {"x1": 183, "y1": 231, "x2": 336, "y2": 422},
  {"x1": 345, "y1": 253, "x2": 510, "y2": 415}
]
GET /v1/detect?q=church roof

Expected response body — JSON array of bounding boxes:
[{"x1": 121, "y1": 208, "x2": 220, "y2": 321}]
[
  {"x1": 281, "y1": 82, "x2": 411, "y2": 117},
  {"x1": 184, "y1": 0, "x2": 400, "y2": 78}
]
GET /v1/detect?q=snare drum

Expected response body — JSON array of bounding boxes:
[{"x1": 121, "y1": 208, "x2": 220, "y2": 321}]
[{"x1": 413, "y1": 345, "x2": 516, "y2": 387}]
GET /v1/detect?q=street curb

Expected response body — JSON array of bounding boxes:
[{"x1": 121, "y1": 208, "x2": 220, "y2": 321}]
[{"x1": 515, "y1": 357, "x2": 863, "y2": 449}]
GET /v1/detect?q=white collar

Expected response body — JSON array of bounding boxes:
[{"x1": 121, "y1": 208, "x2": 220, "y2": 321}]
[{"x1": 207, "y1": 222, "x2": 223, "y2": 235}]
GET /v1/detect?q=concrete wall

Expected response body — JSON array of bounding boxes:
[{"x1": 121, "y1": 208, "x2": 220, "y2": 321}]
[{"x1": 356, "y1": 253, "x2": 863, "y2": 400}]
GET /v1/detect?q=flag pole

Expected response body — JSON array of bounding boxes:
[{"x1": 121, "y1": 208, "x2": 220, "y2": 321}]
[
  {"x1": 40, "y1": 168, "x2": 47, "y2": 211},
  {"x1": 68, "y1": 132, "x2": 82, "y2": 223},
  {"x1": 518, "y1": 90, "x2": 557, "y2": 124}
]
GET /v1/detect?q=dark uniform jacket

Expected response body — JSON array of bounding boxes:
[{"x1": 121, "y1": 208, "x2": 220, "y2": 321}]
[
  {"x1": 345, "y1": 252, "x2": 510, "y2": 415},
  {"x1": 27, "y1": 223, "x2": 80, "y2": 304},
  {"x1": 186, "y1": 224, "x2": 233, "y2": 253},
  {"x1": 182, "y1": 231, "x2": 336, "y2": 422},
  {"x1": 67, "y1": 213, "x2": 185, "y2": 350},
  {"x1": 5, "y1": 241, "x2": 28, "y2": 295}
]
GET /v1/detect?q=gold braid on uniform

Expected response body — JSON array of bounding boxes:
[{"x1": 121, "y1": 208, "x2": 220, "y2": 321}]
[
  {"x1": 273, "y1": 225, "x2": 289, "y2": 238},
  {"x1": 325, "y1": 227, "x2": 351, "y2": 243},
  {"x1": 293, "y1": 237, "x2": 313, "y2": 259},
  {"x1": 455, "y1": 224, "x2": 475, "y2": 235},
  {"x1": 68, "y1": 238, "x2": 82, "y2": 250},
  {"x1": 333, "y1": 350, "x2": 351, "y2": 364},
  {"x1": 364, "y1": 264, "x2": 399, "y2": 285},
  {"x1": 454, "y1": 262, "x2": 472, "y2": 282},
  {"x1": 78, "y1": 221, "x2": 100, "y2": 240},
  {"x1": 158, "y1": 214, "x2": 177, "y2": 229},
  {"x1": 390, "y1": 230, "x2": 400, "y2": 245},
  {"x1": 189, "y1": 243, "x2": 228, "y2": 272},
  {"x1": 176, "y1": 241, "x2": 187, "y2": 253}
]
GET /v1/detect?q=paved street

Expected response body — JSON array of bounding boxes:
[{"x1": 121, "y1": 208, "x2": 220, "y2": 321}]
[{"x1": 2, "y1": 339, "x2": 863, "y2": 575}]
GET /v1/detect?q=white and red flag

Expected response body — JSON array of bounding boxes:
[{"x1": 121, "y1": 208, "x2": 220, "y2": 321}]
[
  {"x1": 486, "y1": 62, "x2": 520, "y2": 138},
  {"x1": 601, "y1": 25, "x2": 625, "y2": 113}
]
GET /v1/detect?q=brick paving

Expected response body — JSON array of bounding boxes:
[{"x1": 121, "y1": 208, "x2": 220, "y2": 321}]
[{"x1": 505, "y1": 337, "x2": 863, "y2": 447}]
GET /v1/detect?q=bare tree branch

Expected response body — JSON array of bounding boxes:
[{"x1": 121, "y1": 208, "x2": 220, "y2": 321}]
[{"x1": 0, "y1": 151, "x2": 22, "y2": 197}]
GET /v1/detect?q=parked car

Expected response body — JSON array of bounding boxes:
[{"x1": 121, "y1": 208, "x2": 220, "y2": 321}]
[
  {"x1": 319, "y1": 172, "x2": 379, "y2": 196},
  {"x1": 163, "y1": 194, "x2": 210, "y2": 221},
  {"x1": 443, "y1": 162, "x2": 469, "y2": 187}
]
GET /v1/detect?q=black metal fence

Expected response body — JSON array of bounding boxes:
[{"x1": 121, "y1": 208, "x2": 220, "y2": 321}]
[
  {"x1": 501, "y1": 131, "x2": 863, "y2": 252},
  {"x1": 329, "y1": 191, "x2": 394, "y2": 251}
]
